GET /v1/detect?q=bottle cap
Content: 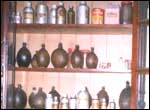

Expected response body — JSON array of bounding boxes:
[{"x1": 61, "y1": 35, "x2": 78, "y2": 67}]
[{"x1": 59, "y1": 1, "x2": 64, "y2": 6}]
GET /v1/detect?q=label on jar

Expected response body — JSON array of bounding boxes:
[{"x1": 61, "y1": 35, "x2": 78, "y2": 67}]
[
  {"x1": 57, "y1": 10, "x2": 65, "y2": 24},
  {"x1": 24, "y1": 12, "x2": 33, "y2": 23},
  {"x1": 92, "y1": 8, "x2": 104, "y2": 24}
]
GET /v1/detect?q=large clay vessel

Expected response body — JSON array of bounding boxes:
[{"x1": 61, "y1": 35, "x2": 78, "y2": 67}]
[
  {"x1": 29, "y1": 87, "x2": 37, "y2": 108},
  {"x1": 16, "y1": 42, "x2": 31, "y2": 67},
  {"x1": 86, "y1": 47, "x2": 98, "y2": 68},
  {"x1": 97, "y1": 87, "x2": 109, "y2": 108},
  {"x1": 119, "y1": 81, "x2": 131, "y2": 109},
  {"x1": 37, "y1": 44, "x2": 50, "y2": 67},
  {"x1": 51, "y1": 43, "x2": 68, "y2": 68},
  {"x1": 71, "y1": 45, "x2": 84, "y2": 68},
  {"x1": 14, "y1": 84, "x2": 27, "y2": 109},
  {"x1": 31, "y1": 87, "x2": 46, "y2": 109}
]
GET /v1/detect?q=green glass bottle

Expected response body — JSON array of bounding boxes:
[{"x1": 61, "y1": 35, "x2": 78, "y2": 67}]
[{"x1": 67, "y1": 6, "x2": 75, "y2": 24}]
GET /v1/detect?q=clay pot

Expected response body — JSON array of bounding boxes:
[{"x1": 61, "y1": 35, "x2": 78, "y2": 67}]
[
  {"x1": 86, "y1": 47, "x2": 98, "y2": 68},
  {"x1": 97, "y1": 87, "x2": 109, "y2": 108},
  {"x1": 31, "y1": 51, "x2": 39, "y2": 68},
  {"x1": 6, "y1": 84, "x2": 15, "y2": 109},
  {"x1": 29, "y1": 87, "x2": 37, "y2": 108},
  {"x1": 14, "y1": 84, "x2": 27, "y2": 109},
  {"x1": 49, "y1": 86, "x2": 60, "y2": 103},
  {"x1": 16, "y1": 42, "x2": 31, "y2": 67},
  {"x1": 51, "y1": 43, "x2": 68, "y2": 68},
  {"x1": 31, "y1": 87, "x2": 46, "y2": 109},
  {"x1": 71, "y1": 45, "x2": 84, "y2": 68},
  {"x1": 37, "y1": 44, "x2": 50, "y2": 67},
  {"x1": 119, "y1": 81, "x2": 131, "y2": 109}
]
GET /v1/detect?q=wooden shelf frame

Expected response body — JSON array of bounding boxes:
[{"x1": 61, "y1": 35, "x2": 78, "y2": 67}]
[
  {"x1": 137, "y1": 68, "x2": 149, "y2": 74},
  {"x1": 15, "y1": 67, "x2": 131, "y2": 73}
]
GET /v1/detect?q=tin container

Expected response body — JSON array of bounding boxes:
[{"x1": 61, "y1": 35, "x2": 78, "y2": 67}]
[
  {"x1": 35, "y1": 1, "x2": 48, "y2": 24},
  {"x1": 23, "y1": 1, "x2": 34, "y2": 24},
  {"x1": 48, "y1": 4, "x2": 57, "y2": 24},
  {"x1": 92, "y1": 8, "x2": 104, "y2": 24},
  {"x1": 76, "y1": 1, "x2": 89, "y2": 24}
]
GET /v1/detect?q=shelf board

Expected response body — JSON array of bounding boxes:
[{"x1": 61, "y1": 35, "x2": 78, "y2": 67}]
[
  {"x1": 139, "y1": 19, "x2": 149, "y2": 24},
  {"x1": 15, "y1": 67, "x2": 131, "y2": 73},
  {"x1": 16, "y1": 24, "x2": 132, "y2": 35},
  {"x1": 137, "y1": 68, "x2": 149, "y2": 74}
]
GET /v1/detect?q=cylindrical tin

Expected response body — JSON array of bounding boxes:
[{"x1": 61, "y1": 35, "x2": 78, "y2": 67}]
[
  {"x1": 23, "y1": 1, "x2": 34, "y2": 24},
  {"x1": 35, "y1": 1, "x2": 48, "y2": 24},
  {"x1": 15, "y1": 11, "x2": 22, "y2": 24},
  {"x1": 92, "y1": 8, "x2": 104, "y2": 24},
  {"x1": 76, "y1": 1, "x2": 89, "y2": 24},
  {"x1": 48, "y1": 4, "x2": 57, "y2": 24}
]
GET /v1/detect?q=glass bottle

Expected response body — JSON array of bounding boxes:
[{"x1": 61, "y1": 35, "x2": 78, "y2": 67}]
[
  {"x1": 48, "y1": 4, "x2": 57, "y2": 24},
  {"x1": 67, "y1": 6, "x2": 75, "y2": 24}
]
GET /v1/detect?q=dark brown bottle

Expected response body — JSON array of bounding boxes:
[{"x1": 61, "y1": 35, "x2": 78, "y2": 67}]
[
  {"x1": 14, "y1": 84, "x2": 27, "y2": 109},
  {"x1": 51, "y1": 43, "x2": 68, "y2": 68},
  {"x1": 97, "y1": 86, "x2": 109, "y2": 108},
  {"x1": 16, "y1": 42, "x2": 31, "y2": 67},
  {"x1": 119, "y1": 81, "x2": 131, "y2": 109},
  {"x1": 32, "y1": 87, "x2": 46, "y2": 109},
  {"x1": 86, "y1": 47, "x2": 98, "y2": 68},
  {"x1": 37, "y1": 44, "x2": 50, "y2": 67},
  {"x1": 71, "y1": 45, "x2": 84, "y2": 68},
  {"x1": 67, "y1": 6, "x2": 75, "y2": 24},
  {"x1": 31, "y1": 51, "x2": 39, "y2": 68},
  {"x1": 49, "y1": 86, "x2": 60, "y2": 103},
  {"x1": 29, "y1": 87, "x2": 37, "y2": 108}
]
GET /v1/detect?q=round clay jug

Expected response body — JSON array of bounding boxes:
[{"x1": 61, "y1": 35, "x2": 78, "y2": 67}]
[
  {"x1": 119, "y1": 81, "x2": 131, "y2": 109},
  {"x1": 6, "y1": 84, "x2": 15, "y2": 109},
  {"x1": 14, "y1": 84, "x2": 27, "y2": 109},
  {"x1": 37, "y1": 44, "x2": 50, "y2": 67},
  {"x1": 71, "y1": 45, "x2": 84, "y2": 68},
  {"x1": 29, "y1": 87, "x2": 37, "y2": 108},
  {"x1": 31, "y1": 51, "x2": 39, "y2": 68},
  {"x1": 32, "y1": 87, "x2": 46, "y2": 109},
  {"x1": 49, "y1": 86, "x2": 60, "y2": 103},
  {"x1": 97, "y1": 86, "x2": 109, "y2": 108},
  {"x1": 16, "y1": 42, "x2": 31, "y2": 67},
  {"x1": 51, "y1": 43, "x2": 68, "y2": 68},
  {"x1": 86, "y1": 47, "x2": 98, "y2": 68}
]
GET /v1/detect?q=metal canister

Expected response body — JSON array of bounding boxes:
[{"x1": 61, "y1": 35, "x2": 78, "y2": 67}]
[
  {"x1": 76, "y1": 1, "x2": 89, "y2": 24},
  {"x1": 48, "y1": 4, "x2": 57, "y2": 24},
  {"x1": 23, "y1": 1, "x2": 34, "y2": 24},
  {"x1": 92, "y1": 8, "x2": 104, "y2": 24},
  {"x1": 15, "y1": 11, "x2": 22, "y2": 24},
  {"x1": 35, "y1": 1, "x2": 48, "y2": 24}
]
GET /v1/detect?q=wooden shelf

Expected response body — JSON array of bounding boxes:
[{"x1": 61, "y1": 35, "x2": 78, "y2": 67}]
[
  {"x1": 139, "y1": 19, "x2": 149, "y2": 24},
  {"x1": 137, "y1": 68, "x2": 149, "y2": 74},
  {"x1": 16, "y1": 24, "x2": 132, "y2": 35},
  {"x1": 15, "y1": 67, "x2": 131, "y2": 73}
]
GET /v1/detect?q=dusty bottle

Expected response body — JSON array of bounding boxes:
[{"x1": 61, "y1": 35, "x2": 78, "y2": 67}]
[
  {"x1": 100, "y1": 98, "x2": 107, "y2": 109},
  {"x1": 35, "y1": 1, "x2": 48, "y2": 24},
  {"x1": 56, "y1": 1, "x2": 66, "y2": 24},
  {"x1": 15, "y1": 11, "x2": 22, "y2": 24},
  {"x1": 23, "y1": 1, "x2": 34, "y2": 24},
  {"x1": 37, "y1": 44, "x2": 50, "y2": 67},
  {"x1": 48, "y1": 4, "x2": 57, "y2": 24},
  {"x1": 51, "y1": 43, "x2": 68, "y2": 68},
  {"x1": 71, "y1": 45, "x2": 84, "y2": 68},
  {"x1": 76, "y1": 1, "x2": 89, "y2": 24},
  {"x1": 97, "y1": 86, "x2": 109, "y2": 108},
  {"x1": 45, "y1": 93, "x2": 53, "y2": 109},
  {"x1": 31, "y1": 51, "x2": 39, "y2": 68},
  {"x1": 77, "y1": 86, "x2": 89, "y2": 109},
  {"x1": 60, "y1": 94, "x2": 69, "y2": 109},
  {"x1": 107, "y1": 99, "x2": 116, "y2": 109},
  {"x1": 86, "y1": 47, "x2": 98, "y2": 68},
  {"x1": 53, "y1": 96, "x2": 59, "y2": 109},
  {"x1": 119, "y1": 81, "x2": 131, "y2": 109},
  {"x1": 69, "y1": 95, "x2": 77, "y2": 109},
  {"x1": 49, "y1": 86, "x2": 60, "y2": 103},
  {"x1": 67, "y1": 6, "x2": 75, "y2": 24},
  {"x1": 16, "y1": 42, "x2": 31, "y2": 67}
]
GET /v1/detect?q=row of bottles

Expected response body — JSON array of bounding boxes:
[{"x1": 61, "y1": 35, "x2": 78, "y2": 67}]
[
  {"x1": 6, "y1": 81, "x2": 131, "y2": 109},
  {"x1": 16, "y1": 42, "x2": 98, "y2": 69},
  {"x1": 14, "y1": 1, "x2": 132, "y2": 24}
]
